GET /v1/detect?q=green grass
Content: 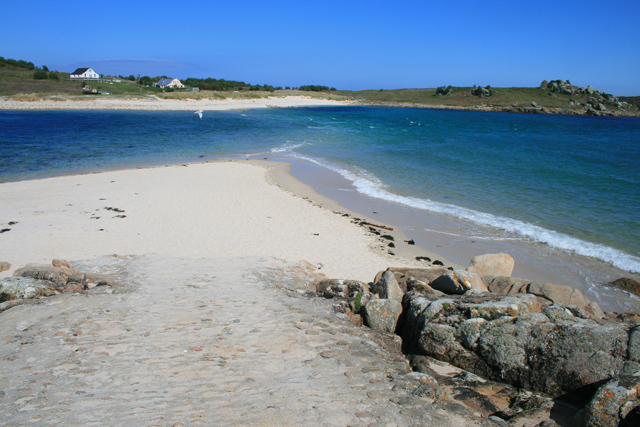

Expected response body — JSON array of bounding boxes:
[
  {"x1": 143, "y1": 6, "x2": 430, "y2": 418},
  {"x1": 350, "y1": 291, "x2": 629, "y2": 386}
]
[
  {"x1": 0, "y1": 66, "x2": 162, "y2": 97},
  {"x1": 341, "y1": 86, "x2": 639, "y2": 114},
  {"x1": 2, "y1": 64, "x2": 637, "y2": 114},
  {"x1": 156, "y1": 89, "x2": 351, "y2": 101}
]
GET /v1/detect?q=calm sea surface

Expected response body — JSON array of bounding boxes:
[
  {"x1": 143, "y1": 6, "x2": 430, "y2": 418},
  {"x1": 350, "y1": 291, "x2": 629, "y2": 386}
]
[{"x1": 1, "y1": 107, "x2": 639, "y2": 309}]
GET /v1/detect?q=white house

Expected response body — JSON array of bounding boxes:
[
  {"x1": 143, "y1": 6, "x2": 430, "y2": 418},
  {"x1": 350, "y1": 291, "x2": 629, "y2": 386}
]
[
  {"x1": 69, "y1": 67, "x2": 100, "y2": 80},
  {"x1": 155, "y1": 78, "x2": 185, "y2": 89}
]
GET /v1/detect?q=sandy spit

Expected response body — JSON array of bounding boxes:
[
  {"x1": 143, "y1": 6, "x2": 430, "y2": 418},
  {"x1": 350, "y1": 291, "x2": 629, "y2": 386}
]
[
  {"x1": 0, "y1": 160, "x2": 437, "y2": 281},
  {"x1": 0, "y1": 95, "x2": 355, "y2": 111}
]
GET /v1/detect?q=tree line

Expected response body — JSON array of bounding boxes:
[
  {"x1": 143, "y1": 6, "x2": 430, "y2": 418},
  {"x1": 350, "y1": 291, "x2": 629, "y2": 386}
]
[
  {"x1": 0, "y1": 56, "x2": 35, "y2": 70},
  {"x1": 1, "y1": 56, "x2": 60, "y2": 80},
  {"x1": 2, "y1": 56, "x2": 338, "y2": 91}
]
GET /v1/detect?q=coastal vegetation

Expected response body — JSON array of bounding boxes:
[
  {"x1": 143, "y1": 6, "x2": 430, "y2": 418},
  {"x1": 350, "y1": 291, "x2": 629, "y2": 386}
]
[{"x1": 1, "y1": 55, "x2": 638, "y2": 115}]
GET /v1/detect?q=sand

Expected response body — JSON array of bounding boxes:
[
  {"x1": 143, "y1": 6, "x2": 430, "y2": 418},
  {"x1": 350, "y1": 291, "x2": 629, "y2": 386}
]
[
  {"x1": 0, "y1": 160, "x2": 487, "y2": 425},
  {"x1": 0, "y1": 160, "x2": 439, "y2": 282},
  {"x1": 0, "y1": 95, "x2": 355, "y2": 111}
]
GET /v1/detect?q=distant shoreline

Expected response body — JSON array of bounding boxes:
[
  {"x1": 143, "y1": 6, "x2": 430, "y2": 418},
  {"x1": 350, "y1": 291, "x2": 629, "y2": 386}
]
[
  {"x1": 2, "y1": 95, "x2": 638, "y2": 117},
  {"x1": 352, "y1": 100, "x2": 640, "y2": 117},
  {"x1": 0, "y1": 95, "x2": 355, "y2": 111}
]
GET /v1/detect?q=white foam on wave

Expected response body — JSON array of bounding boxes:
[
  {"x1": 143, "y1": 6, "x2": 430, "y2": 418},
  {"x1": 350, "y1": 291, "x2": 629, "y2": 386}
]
[
  {"x1": 281, "y1": 151, "x2": 640, "y2": 274},
  {"x1": 270, "y1": 141, "x2": 312, "y2": 154}
]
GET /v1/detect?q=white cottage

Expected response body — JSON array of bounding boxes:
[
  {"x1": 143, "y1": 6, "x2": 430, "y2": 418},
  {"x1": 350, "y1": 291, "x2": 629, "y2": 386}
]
[
  {"x1": 70, "y1": 67, "x2": 100, "y2": 80},
  {"x1": 155, "y1": 78, "x2": 184, "y2": 89}
]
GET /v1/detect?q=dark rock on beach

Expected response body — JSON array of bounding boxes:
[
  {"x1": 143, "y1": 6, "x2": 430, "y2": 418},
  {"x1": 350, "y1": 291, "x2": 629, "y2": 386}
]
[{"x1": 608, "y1": 277, "x2": 640, "y2": 296}]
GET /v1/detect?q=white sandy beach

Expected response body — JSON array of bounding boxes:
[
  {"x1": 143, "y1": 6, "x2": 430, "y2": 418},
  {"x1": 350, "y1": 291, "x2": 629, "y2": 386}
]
[
  {"x1": 0, "y1": 160, "x2": 432, "y2": 281},
  {"x1": 0, "y1": 161, "x2": 481, "y2": 426},
  {"x1": 0, "y1": 95, "x2": 355, "y2": 111}
]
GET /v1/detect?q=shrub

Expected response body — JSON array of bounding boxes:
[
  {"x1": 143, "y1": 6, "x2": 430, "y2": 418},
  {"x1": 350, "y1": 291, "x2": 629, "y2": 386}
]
[
  {"x1": 33, "y1": 70, "x2": 48, "y2": 80},
  {"x1": 299, "y1": 85, "x2": 332, "y2": 92},
  {"x1": 436, "y1": 85, "x2": 452, "y2": 95},
  {"x1": 48, "y1": 72, "x2": 59, "y2": 80}
]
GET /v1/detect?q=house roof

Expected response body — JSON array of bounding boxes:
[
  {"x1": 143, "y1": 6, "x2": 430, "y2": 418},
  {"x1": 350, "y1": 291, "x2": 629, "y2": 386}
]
[
  {"x1": 156, "y1": 78, "x2": 175, "y2": 86},
  {"x1": 71, "y1": 68, "x2": 91, "y2": 75}
]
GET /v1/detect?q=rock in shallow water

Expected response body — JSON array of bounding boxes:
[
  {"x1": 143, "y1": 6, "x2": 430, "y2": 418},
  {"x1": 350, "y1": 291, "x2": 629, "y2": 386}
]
[{"x1": 466, "y1": 253, "x2": 514, "y2": 278}]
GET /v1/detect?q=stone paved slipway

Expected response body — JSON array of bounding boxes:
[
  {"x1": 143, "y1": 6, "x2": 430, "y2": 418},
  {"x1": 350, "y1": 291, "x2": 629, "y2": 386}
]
[{"x1": 0, "y1": 255, "x2": 488, "y2": 426}]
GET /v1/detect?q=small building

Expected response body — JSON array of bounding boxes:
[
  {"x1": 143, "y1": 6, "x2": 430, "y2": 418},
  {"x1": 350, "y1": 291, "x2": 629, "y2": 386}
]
[
  {"x1": 155, "y1": 78, "x2": 185, "y2": 89},
  {"x1": 70, "y1": 67, "x2": 100, "y2": 80}
]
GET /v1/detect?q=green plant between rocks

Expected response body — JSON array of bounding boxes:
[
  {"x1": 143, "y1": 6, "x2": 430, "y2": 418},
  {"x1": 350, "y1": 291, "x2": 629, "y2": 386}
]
[{"x1": 354, "y1": 292, "x2": 364, "y2": 313}]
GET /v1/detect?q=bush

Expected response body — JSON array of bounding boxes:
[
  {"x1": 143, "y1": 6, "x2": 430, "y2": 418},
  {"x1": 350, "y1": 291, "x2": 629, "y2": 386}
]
[
  {"x1": 299, "y1": 85, "x2": 332, "y2": 92},
  {"x1": 33, "y1": 70, "x2": 48, "y2": 80},
  {"x1": 436, "y1": 85, "x2": 452, "y2": 95},
  {"x1": 48, "y1": 71, "x2": 59, "y2": 80},
  {"x1": 139, "y1": 76, "x2": 153, "y2": 86}
]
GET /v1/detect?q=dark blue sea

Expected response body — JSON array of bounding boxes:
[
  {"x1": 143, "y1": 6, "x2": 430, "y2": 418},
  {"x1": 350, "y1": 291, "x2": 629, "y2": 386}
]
[{"x1": 1, "y1": 107, "x2": 639, "y2": 309}]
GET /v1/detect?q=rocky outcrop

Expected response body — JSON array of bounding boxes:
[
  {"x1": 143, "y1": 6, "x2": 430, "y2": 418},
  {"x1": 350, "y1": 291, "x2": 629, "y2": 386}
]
[
  {"x1": 430, "y1": 270, "x2": 488, "y2": 294},
  {"x1": 312, "y1": 251, "x2": 638, "y2": 424},
  {"x1": 363, "y1": 298, "x2": 403, "y2": 333},
  {"x1": 0, "y1": 260, "x2": 122, "y2": 310},
  {"x1": 370, "y1": 271, "x2": 403, "y2": 303},
  {"x1": 609, "y1": 277, "x2": 640, "y2": 297},
  {"x1": 401, "y1": 290, "x2": 631, "y2": 397},
  {"x1": 0, "y1": 277, "x2": 51, "y2": 301},
  {"x1": 466, "y1": 253, "x2": 514, "y2": 278},
  {"x1": 585, "y1": 375, "x2": 640, "y2": 426},
  {"x1": 373, "y1": 267, "x2": 450, "y2": 293},
  {"x1": 471, "y1": 86, "x2": 491, "y2": 98},
  {"x1": 484, "y1": 275, "x2": 605, "y2": 319}
]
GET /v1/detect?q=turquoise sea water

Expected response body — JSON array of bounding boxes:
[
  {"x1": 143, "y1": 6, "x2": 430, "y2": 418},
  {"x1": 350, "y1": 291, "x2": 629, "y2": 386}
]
[{"x1": 1, "y1": 107, "x2": 639, "y2": 307}]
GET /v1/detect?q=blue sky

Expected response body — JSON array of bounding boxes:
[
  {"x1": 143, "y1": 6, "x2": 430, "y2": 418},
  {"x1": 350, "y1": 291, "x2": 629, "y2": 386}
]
[{"x1": 2, "y1": 0, "x2": 639, "y2": 95}]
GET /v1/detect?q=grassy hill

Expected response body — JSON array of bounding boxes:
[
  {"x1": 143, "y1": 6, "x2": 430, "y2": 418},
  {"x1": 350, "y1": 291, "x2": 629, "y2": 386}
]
[
  {"x1": 1, "y1": 57, "x2": 638, "y2": 116},
  {"x1": 339, "y1": 85, "x2": 639, "y2": 116},
  {"x1": 0, "y1": 65, "x2": 164, "y2": 97}
]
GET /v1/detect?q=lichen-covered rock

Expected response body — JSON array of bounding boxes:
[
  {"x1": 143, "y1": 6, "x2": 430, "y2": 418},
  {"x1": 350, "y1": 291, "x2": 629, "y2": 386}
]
[
  {"x1": 585, "y1": 375, "x2": 640, "y2": 427},
  {"x1": 13, "y1": 264, "x2": 76, "y2": 287},
  {"x1": 457, "y1": 318, "x2": 487, "y2": 350},
  {"x1": 316, "y1": 279, "x2": 369, "y2": 299},
  {"x1": 316, "y1": 279, "x2": 371, "y2": 314},
  {"x1": 484, "y1": 276, "x2": 603, "y2": 319},
  {"x1": 461, "y1": 294, "x2": 541, "y2": 320},
  {"x1": 0, "y1": 261, "x2": 10, "y2": 272},
  {"x1": 373, "y1": 267, "x2": 449, "y2": 293},
  {"x1": 363, "y1": 298, "x2": 402, "y2": 333},
  {"x1": 402, "y1": 291, "x2": 631, "y2": 397},
  {"x1": 466, "y1": 253, "x2": 514, "y2": 278},
  {"x1": 0, "y1": 277, "x2": 50, "y2": 301},
  {"x1": 629, "y1": 326, "x2": 640, "y2": 364},
  {"x1": 371, "y1": 271, "x2": 403, "y2": 303},
  {"x1": 431, "y1": 270, "x2": 488, "y2": 295},
  {"x1": 404, "y1": 277, "x2": 445, "y2": 297},
  {"x1": 52, "y1": 259, "x2": 71, "y2": 268},
  {"x1": 522, "y1": 321, "x2": 628, "y2": 396}
]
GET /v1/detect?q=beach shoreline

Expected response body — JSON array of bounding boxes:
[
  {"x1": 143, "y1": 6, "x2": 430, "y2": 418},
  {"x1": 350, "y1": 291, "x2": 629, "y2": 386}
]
[
  {"x1": 1, "y1": 104, "x2": 638, "y2": 312},
  {"x1": 0, "y1": 159, "x2": 449, "y2": 283},
  {"x1": 0, "y1": 95, "x2": 355, "y2": 111},
  {"x1": 3, "y1": 94, "x2": 637, "y2": 117}
]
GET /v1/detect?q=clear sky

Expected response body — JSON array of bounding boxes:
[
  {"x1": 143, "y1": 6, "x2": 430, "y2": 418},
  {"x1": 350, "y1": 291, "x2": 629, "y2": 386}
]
[{"x1": 2, "y1": 0, "x2": 639, "y2": 95}]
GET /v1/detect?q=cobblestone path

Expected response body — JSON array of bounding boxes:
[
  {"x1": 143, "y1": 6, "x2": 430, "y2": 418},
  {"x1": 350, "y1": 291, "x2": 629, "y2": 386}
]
[{"x1": 0, "y1": 256, "x2": 486, "y2": 426}]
